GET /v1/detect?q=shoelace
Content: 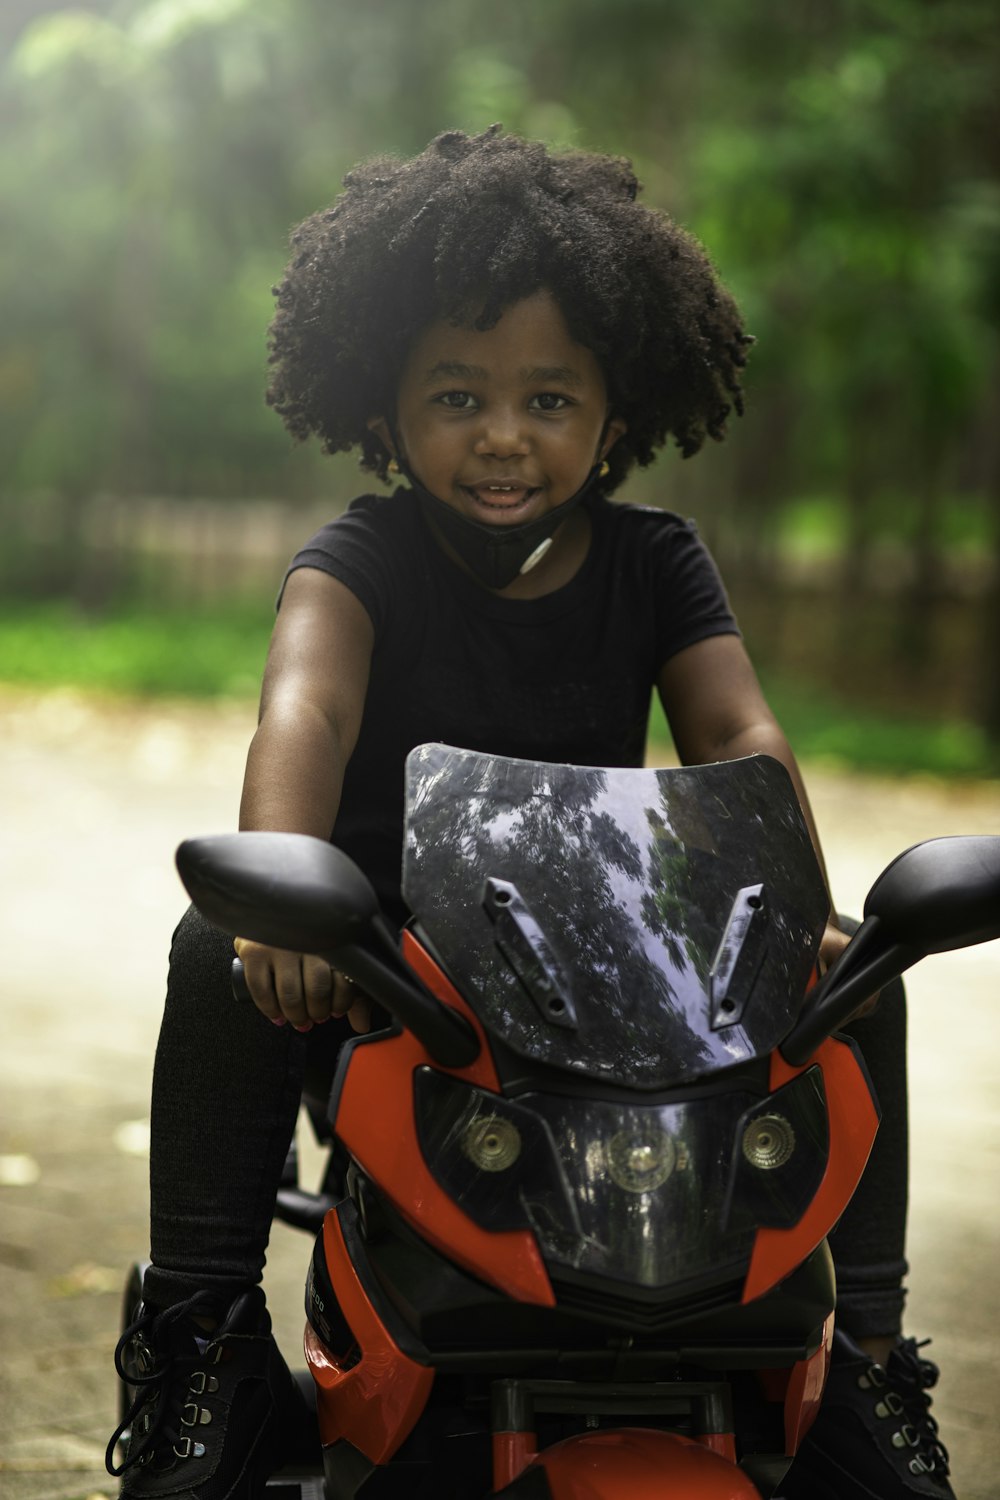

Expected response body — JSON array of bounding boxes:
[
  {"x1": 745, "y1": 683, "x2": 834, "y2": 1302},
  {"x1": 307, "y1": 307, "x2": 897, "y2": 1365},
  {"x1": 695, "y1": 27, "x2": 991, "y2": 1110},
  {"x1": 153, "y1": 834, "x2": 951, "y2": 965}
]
[
  {"x1": 105, "y1": 1289, "x2": 223, "y2": 1478},
  {"x1": 886, "y1": 1337, "x2": 951, "y2": 1479}
]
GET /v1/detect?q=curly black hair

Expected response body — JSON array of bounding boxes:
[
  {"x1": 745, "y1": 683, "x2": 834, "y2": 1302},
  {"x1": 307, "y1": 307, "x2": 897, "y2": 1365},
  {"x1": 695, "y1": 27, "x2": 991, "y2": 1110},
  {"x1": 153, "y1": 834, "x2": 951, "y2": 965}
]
[{"x1": 266, "y1": 126, "x2": 752, "y2": 490}]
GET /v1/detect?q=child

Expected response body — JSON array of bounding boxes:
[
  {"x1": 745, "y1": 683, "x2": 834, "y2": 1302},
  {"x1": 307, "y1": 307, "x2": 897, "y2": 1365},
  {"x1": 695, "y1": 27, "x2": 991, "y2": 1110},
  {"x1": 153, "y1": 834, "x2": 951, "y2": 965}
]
[{"x1": 107, "y1": 127, "x2": 951, "y2": 1500}]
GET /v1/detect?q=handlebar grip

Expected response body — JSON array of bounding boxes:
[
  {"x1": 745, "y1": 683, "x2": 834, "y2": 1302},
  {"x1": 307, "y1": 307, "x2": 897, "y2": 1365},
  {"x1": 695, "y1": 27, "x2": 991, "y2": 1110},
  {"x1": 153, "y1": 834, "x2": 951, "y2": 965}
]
[{"x1": 231, "y1": 957, "x2": 252, "y2": 1004}]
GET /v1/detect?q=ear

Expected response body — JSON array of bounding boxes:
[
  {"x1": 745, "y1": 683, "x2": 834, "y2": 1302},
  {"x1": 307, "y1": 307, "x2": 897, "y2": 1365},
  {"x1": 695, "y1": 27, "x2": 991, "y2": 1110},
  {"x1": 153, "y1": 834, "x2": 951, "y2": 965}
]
[
  {"x1": 366, "y1": 415, "x2": 396, "y2": 458},
  {"x1": 600, "y1": 415, "x2": 628, "y2": 460}
]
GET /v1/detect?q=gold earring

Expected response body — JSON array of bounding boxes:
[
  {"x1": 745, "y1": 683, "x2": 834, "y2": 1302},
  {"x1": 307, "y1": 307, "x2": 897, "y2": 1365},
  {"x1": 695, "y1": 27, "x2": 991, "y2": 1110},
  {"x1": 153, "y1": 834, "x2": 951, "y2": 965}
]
[
  {"x1": 388, "y1": 458, "x2": 401, "y2": 475},
  {"x1": 599, "y1": 460, "x2": 611, "y2": 478}
]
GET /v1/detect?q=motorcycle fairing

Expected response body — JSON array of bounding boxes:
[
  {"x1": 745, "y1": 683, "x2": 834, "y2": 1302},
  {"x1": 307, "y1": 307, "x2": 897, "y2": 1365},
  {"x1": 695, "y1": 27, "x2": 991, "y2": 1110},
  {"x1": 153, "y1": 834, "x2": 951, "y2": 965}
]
[
  {"x1": 493, "y1": 1427, "x2": 763, "y2": 1497},
  {"x1": 321, "y1": 749, "x2": 875, "y2": 1488},
  {"x1": 741, "y1": 1040, "x2": 879, "y2": 1304},
  {"x1": 402, "y1": 746, "x2": 830, "y2": 1090},
  {"x1": 331, "y1": 928, "x2": 556, "y2": 1308},
  {"x1": 334, "y1": 946, "x2": 869, "y2": 1324},
  {"x1": 755, "y1": 1310, "x2": 833, "y2": 1454},
  {"x1": 304, "y1": 1205, "x2": 433, "y2": 1463}
]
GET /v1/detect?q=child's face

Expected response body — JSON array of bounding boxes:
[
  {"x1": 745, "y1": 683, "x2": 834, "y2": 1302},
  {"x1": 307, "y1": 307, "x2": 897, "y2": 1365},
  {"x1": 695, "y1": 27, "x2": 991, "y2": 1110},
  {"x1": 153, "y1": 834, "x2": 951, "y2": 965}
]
[{"x1": 372, "y1": 291, "x2": 625, "y2": 523}]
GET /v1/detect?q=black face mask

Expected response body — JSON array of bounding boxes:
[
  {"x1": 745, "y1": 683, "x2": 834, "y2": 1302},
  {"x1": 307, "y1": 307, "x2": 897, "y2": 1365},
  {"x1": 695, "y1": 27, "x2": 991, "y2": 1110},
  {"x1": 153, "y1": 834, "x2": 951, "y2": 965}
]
[{"x1": 391, "y1": 451, "x2": 604, "y2": 591}]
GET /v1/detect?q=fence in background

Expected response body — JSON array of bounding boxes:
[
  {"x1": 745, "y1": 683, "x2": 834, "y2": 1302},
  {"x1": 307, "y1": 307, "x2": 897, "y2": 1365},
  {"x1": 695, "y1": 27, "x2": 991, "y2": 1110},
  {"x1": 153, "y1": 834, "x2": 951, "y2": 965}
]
[
  {"x1": 2, "y1": 490, "x2": 995, "y2": 727},
  {"x1": 2, "y1": 492, "x2": 342, "y2": 605}
]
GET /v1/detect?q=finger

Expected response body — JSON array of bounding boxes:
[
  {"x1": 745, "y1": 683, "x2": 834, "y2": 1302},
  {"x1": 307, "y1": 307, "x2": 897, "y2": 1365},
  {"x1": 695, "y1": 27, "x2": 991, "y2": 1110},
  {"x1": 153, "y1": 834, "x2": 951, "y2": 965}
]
[
  {"x1": 348, "y1": 995, "x2": 372, "y2": 1034},
  {"x1": 271, "y1": 951, "x2": 313, "y2": 1032},
  {"x1": 331, "y1": 972, "x2": 372, "y2": 1033},
  {"x1": 330, "y1": 971, "x2": 360, "y2": 1018},
  {"x1": 848, "y1": 989, "x2": 882, "y2": 1021},
  {"x1": 818, "y1": 923, "x2": 850, "y2": 970},
  {"x1": 301, "y1": 955, "x2": 335, "y2": 1024},
  {"x1": 236, "y1": 940, "x2": 284, "y2": 1024}
]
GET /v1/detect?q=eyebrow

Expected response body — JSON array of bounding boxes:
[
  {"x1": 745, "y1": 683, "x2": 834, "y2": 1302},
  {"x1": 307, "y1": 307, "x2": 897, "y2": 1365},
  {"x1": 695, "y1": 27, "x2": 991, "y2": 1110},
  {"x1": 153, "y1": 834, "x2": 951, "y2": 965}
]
[
  {"x1": 521, "y1": 364, "x2": 584, "y2": 388},
  {"x1": 422, "y1": 361, "x2": 488, "y2": 384},
  {"x1": 421, "y1": 360, "x2": 586, "y2": 388}
]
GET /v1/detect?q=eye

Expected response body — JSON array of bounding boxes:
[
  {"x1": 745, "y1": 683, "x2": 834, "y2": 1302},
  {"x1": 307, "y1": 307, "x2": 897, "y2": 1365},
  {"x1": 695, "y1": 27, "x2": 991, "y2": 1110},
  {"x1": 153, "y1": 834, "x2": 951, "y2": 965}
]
[
  {"x1": 434, "y1": 390, "x2": 477, "y2": 410},
  {"x1": 530, "y1": 392, "x2": 572, "y2": 412}
]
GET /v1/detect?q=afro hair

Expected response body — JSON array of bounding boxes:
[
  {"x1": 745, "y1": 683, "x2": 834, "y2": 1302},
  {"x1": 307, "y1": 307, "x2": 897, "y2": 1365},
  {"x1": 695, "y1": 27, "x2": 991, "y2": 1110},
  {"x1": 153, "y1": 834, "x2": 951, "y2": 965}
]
[{"x1": 266, "y1": 125, "x2": 752, "y2": 491}]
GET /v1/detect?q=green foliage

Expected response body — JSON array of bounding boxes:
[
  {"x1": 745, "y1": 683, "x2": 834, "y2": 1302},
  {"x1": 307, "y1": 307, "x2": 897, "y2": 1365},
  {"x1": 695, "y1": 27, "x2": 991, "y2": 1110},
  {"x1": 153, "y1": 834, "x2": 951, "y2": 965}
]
[
  {"x1": 648, "y1": 674, "x2": 998, "y2": 781},
  {"x1": 779, "y1": 491, "x2": 995, "y2": 556},
  {"x1": 754, "y1": 674, "x2": 997, "y2": 780},
  {"x1": 2, "y1": 0, "x2": 997, "y2": 505},
  {"x1": 2, "y1": 0, "x2": 999, "y2": 742},
  {"x1": 0, "y1": 601, "x2": 272, "y2": 697}
]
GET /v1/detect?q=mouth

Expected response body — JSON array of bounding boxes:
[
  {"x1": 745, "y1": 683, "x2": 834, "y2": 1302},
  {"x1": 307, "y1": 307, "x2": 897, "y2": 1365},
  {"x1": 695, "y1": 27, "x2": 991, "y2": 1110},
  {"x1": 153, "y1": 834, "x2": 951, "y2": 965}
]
[{"x1": 461, "y1": 481, "x2": 541, "y2": 522}]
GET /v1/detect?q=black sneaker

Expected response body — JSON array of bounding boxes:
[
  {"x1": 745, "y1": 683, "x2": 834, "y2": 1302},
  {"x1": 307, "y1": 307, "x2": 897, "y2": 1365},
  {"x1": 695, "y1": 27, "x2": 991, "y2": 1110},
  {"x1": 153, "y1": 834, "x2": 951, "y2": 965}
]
[
  {"x1": 106, "y1": 1284, "x2": 314, "y2": 1498},
  {"x1": 780, "y1": 1329, "x2": 953, "y2": 1499}
]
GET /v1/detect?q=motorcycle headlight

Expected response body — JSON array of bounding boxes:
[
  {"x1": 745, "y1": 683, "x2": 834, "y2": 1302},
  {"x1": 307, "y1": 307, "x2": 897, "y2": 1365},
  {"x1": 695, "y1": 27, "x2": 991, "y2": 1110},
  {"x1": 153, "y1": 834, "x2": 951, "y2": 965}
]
[
  {"x1": 414, "y1": 1067, "x2": 576, "y2": 1238},
  {"x1": 606, "y1": 1125, "x2": 677, "y2": 1192},
  {"x1": 462, "y1": 1114, "x2": 523, "y2": 1172},
  {"x1": 413, "y1": 1064, "x2": 829, "y2": 1292},
  {"x1": 725, "y1": 1067, "x2": 829, "y2": 1230}
]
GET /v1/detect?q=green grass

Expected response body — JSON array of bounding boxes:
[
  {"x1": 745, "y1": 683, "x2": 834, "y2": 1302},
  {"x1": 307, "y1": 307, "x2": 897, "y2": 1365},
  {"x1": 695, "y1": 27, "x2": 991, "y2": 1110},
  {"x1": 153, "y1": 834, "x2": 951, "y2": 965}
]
[
  {"x1": 646, "y1": 675, "x2": 997, "y2": 780},
  {"x1": 756, "y1": 675, "x2": 996, "y2": 779},
  {"x1": 1, "y1": 602, "x2": 997, "y2": 779},
  {"x1": 0, "y1": 601, "x2": 272, "y2": 699}
]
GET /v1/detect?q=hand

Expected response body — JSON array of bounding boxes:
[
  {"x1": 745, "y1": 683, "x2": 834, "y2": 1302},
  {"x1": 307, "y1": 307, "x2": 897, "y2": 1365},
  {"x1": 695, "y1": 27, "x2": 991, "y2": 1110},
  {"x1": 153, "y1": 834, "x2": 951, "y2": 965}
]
[
  {"x1": 233, "y1": 938, "x2": 372, "y2": 1034},
  {"x1": 818, "y1": 921, "x2": 879, "y2": 1021}
]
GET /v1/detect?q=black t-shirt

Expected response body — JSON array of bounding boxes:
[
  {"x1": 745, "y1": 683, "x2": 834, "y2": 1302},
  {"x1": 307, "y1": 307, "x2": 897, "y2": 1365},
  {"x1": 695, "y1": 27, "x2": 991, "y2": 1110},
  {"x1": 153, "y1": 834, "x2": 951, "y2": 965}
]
[{"x1": 283, "y1": 487, "x2": 738, "y2": 919}]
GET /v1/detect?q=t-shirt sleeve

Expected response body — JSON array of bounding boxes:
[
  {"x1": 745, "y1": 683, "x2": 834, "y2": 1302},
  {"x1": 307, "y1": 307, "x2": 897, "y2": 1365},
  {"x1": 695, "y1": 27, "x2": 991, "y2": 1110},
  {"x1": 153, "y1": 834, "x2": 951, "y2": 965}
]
[
  {"x1": 277, "y1": 496, "x2": 394, "y2": 635},
  {"x1": 646, "y1": 512, "x2": 740, "y2": 666}
]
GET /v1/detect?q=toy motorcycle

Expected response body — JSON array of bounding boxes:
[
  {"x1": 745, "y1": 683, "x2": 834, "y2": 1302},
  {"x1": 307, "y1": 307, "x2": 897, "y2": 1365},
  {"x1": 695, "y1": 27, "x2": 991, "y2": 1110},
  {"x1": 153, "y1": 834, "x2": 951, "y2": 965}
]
[{"x1": 172, "y1": 743, "x2": 1000, "y2": 1498}]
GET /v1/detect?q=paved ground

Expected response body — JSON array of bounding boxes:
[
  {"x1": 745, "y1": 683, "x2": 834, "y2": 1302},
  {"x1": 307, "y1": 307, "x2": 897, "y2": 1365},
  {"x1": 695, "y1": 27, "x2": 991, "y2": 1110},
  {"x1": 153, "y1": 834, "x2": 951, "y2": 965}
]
[{"x1": 1, "y1": 685, "x2": 998, "y2": 1499}]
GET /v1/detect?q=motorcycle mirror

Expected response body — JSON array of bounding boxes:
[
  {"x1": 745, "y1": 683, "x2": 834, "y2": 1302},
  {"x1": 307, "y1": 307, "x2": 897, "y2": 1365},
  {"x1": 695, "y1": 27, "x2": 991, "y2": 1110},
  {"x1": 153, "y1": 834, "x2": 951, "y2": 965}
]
[
  {"x1": 177, "y1": 831, "x2": 380, "y2": 955},
  {"x1": 782, "y1": 833, "x2": 1000, "y2": 1067},
  {"x1": 176, "y1": 832, "x2": 480, "y2": 1070},
  {"x1": 863, "y1": 835, "x2": 1000, "y2": 953}
]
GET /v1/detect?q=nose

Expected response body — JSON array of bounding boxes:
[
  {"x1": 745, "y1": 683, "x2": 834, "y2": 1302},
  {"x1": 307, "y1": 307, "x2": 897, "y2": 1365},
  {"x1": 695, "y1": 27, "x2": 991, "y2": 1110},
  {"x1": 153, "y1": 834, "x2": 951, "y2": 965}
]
[{"x1": 472, "y1": 404, "x2": 531, "y2": 460}]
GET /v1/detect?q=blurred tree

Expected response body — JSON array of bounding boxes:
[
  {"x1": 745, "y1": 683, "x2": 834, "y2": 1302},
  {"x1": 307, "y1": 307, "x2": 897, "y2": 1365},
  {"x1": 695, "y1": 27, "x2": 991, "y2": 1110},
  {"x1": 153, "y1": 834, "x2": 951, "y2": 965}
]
[{"x1": 1, "y1": 0, "x2": 998, "y2": 736}]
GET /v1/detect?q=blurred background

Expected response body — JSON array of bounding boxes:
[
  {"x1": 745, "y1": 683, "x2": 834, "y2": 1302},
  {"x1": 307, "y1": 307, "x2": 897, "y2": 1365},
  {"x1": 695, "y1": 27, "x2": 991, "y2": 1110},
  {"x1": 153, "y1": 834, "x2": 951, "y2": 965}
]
[
  {"x1": 2, "y1": 7, "x2": 1000, "y2": 1498},
  {"x1": 2, "y1": 0, "x2": 1000, "y2": 773}
]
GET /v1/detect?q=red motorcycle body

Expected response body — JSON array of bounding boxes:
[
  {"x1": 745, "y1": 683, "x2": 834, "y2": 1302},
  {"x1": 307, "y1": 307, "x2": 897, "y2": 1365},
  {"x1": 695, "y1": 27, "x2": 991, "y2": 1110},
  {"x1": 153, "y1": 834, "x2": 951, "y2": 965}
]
[{"x1": 298, "y1": 747, "x2": 879, "y2": 1498}]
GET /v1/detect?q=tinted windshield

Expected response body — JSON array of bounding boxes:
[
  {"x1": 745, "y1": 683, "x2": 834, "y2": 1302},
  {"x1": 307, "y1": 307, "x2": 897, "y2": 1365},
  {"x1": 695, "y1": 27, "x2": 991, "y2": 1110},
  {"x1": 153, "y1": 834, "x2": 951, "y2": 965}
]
[{"x1": 402, "y1": 746, "x2": 828, "y2": 1089}]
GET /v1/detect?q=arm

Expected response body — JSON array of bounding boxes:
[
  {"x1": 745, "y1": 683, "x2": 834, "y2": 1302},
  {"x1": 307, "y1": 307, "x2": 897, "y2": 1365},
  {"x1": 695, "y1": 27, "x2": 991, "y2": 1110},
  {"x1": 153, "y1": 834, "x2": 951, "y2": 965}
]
[
  {"x1": 657, "y1": 634, "x2": 850, "y2": 973},
  {"x1": 235, "y1": 567, "x2": 375, "y2": 1030}
]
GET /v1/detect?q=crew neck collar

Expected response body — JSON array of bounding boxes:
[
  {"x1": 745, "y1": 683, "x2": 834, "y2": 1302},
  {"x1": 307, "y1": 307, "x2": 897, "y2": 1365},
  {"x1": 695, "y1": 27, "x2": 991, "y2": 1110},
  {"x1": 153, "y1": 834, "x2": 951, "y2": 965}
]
[{"x1": 406, "y1": 486, "x2": 608, "y2": 621}]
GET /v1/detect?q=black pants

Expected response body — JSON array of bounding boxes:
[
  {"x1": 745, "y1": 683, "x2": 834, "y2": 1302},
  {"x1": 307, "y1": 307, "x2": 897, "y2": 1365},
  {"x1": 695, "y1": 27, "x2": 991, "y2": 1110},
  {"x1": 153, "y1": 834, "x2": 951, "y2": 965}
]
[{"x1": 144, "y1": 905, "x2": 908, "y2": 1338}]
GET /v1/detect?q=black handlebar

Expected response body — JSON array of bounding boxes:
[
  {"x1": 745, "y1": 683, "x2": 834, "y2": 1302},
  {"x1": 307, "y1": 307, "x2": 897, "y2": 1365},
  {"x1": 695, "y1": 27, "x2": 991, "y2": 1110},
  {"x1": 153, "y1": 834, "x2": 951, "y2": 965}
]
[{"x1": 780, "y1": 917, "x2": 915, "y2": 1066}]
